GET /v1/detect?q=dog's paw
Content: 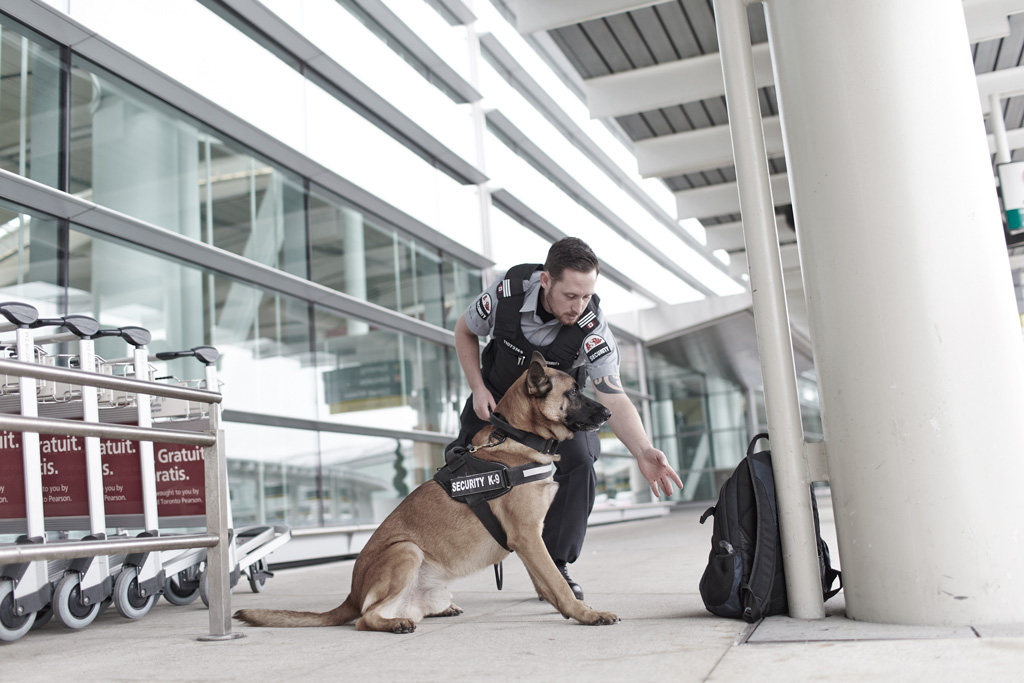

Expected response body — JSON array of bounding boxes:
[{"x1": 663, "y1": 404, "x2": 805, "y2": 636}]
[
  {"x1": 391, "y1": 619, "x2": 417, "y2": 634},
  {"x1": 578, "y1": 610, "x2": 620, "y2": 626},
  {"x1": 431, "y1": 604, "x2": 463, "y2": 617}
]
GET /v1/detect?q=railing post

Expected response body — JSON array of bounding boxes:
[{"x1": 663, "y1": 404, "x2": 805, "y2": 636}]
[{"x1": 198, "y1": 418, "x2": 242, "y2": 641}]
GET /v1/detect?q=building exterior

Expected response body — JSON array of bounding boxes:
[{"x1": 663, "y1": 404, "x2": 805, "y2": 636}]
[{"x1": 0, "y1": 0, "x2": 798, "y2": 554}]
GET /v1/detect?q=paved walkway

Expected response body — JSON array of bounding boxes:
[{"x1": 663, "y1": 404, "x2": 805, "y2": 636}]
[{"x1": 3, "y1": 495, "x2": 1023, "y2": 682}]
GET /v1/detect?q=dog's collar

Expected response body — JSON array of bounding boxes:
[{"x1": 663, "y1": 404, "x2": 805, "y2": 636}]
[{"x1": 485, "y1": 413, "x2": 561, "y2": 456}]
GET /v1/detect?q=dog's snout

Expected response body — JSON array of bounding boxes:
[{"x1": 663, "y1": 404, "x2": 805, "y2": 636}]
[{"x1": 598, "y1": 405, "x2": 612, "y2": 421}]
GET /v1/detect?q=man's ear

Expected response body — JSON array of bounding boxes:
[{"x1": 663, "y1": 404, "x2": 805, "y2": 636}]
[{"x1": 526, "y1": 351, "x2": 552, "y2": 397}]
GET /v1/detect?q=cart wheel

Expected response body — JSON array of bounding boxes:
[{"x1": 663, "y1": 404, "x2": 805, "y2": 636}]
[
  {"x1": 0, "y1": 582, "x2": 36, "y2": 642},
  {"x1": 247, "y1": 560, "x2": 268, "y2": 593},
  {"x1": 53, "y1": 574, "x2": 100, "y2": 629},
  {"x1": 30, "y1": 603, "x2": 53, "y2": 631},
  {"x1": 199, "y1": 569, "x2": 209, "y2": 608},
  {"x1": 198, "y1": 567, "x2": 236, "y2": 608},
  {"x1": 162, "y1": 568, "x2": 200, "y2": 606},
  {"x1": 113, "y1": 567, "x2": 156, "y2": 620}
]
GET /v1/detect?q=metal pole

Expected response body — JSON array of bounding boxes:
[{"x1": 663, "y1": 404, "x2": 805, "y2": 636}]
[
  {"x1": 990, "y1": 93, "x2": 1012, "y2": 165},
  {"x1": 712, "y1": 0, "x2": 824, "y2": 619},
  {"x1": 198, "y1": 421, "x2": 242, "y2": 640}
]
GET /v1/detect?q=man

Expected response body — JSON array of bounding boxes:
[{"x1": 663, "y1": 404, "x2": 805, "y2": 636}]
[{"x1": 450, "y1": 237, "x2": 683, "y2": 599}]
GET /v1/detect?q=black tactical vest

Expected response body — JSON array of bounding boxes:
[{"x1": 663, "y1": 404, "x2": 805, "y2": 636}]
[{"x1": 480, "y1": 263, "x2": 601, "y2": 399}]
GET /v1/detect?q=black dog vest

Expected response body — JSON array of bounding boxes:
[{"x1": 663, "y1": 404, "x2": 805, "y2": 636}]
[{"x1": 434, "y1": 419, "x2": 557, "y2": 551}]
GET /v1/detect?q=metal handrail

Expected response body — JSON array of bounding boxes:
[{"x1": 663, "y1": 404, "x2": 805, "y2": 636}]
[
  {"x1": 0, "y1": 534, "x2": 218, "y2": 563},
  {"x1": 0, "y1": 414, "x2": 215, "y2": 446},
  {"x1": 0, "y1": 358, "x2": 220, "y2": 403},
  {"x1": 0, "y1": 360, "x2": 239, "y2": 641}
]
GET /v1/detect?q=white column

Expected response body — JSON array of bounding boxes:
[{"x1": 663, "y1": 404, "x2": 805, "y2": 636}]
[
  {"x1": 764, "y1": 0, "x2": 1024, "y2": 624},
  {"x1": 341, "y1": 207, "x2": 369, "y2": 336}
]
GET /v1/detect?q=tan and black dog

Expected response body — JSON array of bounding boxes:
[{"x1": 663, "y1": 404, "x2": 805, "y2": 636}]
[{"x1": 234, "y1": 351, "x2": 619, "y2": 633}]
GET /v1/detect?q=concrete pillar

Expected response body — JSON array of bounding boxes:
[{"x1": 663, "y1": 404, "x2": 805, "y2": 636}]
[
  {"x1": 341, "y1": 207, "x2": 370, "y2": 336},
  {"x1": 764, "y1": 0, "x2": 1024, "y2": 624}
]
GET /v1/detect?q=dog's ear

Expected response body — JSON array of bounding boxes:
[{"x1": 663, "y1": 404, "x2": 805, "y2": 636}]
[{"x1": 526, "y1": 352, "x2": 552, "y2": 397}]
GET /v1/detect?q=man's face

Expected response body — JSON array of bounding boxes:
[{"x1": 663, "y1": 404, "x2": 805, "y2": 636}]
[{"x1": 540, "y1": 268, "x2": 598, "y2": 326}]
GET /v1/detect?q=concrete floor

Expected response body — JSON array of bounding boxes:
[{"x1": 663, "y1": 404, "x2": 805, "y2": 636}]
[{"x1": 3, "y1": 496, "x2": 1023, "y2": 682}]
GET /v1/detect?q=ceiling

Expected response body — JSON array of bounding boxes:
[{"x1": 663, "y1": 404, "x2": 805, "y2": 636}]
[{"x1": 504, "y1": 0, "x2": 1024, "y2": 340}]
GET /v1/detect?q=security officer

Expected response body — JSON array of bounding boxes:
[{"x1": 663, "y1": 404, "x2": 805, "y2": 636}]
[{"x1": 451, "y1": 237, "x2": 683, "y2": 599}]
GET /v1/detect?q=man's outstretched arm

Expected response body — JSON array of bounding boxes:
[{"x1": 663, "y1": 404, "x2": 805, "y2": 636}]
[{"x1": 592, "y1": 374, "x2": 684, "y2": 498}]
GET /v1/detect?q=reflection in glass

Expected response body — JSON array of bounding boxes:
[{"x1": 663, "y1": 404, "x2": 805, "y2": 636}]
[
  {"x1": 0, "y1": 201, "x2": 62, "y2": 310},
  {"x1": 0, "y1": 18, "x2": 62, "y2": 189},
  {"x1": 69, "y1": 57, "x2": 307, "y2": 279}
]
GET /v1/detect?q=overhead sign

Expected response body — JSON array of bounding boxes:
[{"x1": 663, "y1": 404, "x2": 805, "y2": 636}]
[{"x1": 323, "y1": 360, "x2": 409, "y2": 413}]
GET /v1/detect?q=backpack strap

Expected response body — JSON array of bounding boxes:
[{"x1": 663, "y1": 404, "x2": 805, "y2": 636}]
[{"x1": 740, "y1": 439, "x2": 781, "y2": 622}]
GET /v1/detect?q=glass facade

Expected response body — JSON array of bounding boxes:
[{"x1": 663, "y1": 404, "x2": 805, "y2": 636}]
[
  {"x1": 0, "y1": 11, "x2": 480, "y2": 531},
  {"x1": 0, "y1": 3, "x2": 782, "y2": 543}
]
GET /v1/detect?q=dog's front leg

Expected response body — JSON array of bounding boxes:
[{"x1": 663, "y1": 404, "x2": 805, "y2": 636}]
[{"x1": 511, "y1": 534, "x2": 619, "y2": 625}]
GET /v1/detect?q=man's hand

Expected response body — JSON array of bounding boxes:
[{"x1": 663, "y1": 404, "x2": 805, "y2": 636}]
[
  {"x1": 472, "y1": 390, "x2": 497, "y2": 422},
  {"x1": 636, "y1": 446, "x2": 684, "y2": 499}
]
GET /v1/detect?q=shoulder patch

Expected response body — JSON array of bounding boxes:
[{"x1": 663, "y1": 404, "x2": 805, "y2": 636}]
[
  {"x1": 584, "y1": 334, "x2": 611, "y2": 363},
  {"x1": 576, "y1": 310, "x2": 598, "y2": 330},
  {"x1": 475, "y1": 293, "x2": 492, "y2": 320}
]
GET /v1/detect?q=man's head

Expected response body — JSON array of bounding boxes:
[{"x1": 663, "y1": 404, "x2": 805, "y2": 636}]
[{"x1": 540, "y1": 237, "x2": 599, "y2": 326}]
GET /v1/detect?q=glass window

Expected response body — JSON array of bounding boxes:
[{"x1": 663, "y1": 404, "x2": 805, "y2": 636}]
[
  {"x1": 0, "y1": 200, "x2": 62, "y2": 310},
  {"x1": 227, "y1": 423, "x2": 321, "y2": 528},
  {"x1": 318, "y1": 432, "x2": 424, "y2": 526},
  {"x1": 441, "y1": 258, "x2": 482, "y2": 332},
  {"x1": 68, "y1": 57, "x2": 307, "y2": 279},
  {"x1": 312, "y1": 306, "x2": 451, "y2": 435},
  {"x1": 309, "y1": 188, "x2": 474, "y2": 329},
  {"x1": 0, "y1": 18, "x2": 63, "y2": 189},
  {"x1": 67, "y1": 227, "x2": 316, "y2": 420}
]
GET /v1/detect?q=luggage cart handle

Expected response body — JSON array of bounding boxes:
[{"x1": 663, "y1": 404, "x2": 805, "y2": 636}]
[
  {"x1": 95, "y1": 326, "x2": 152, "y2": 348},
  {"x1": 156, "y1": 346, "x2": 219, "y2": 365},
  {"x1": 0, "y1": 301, "x2": 39, "y2": 328},
  {"x1": 30, "y1": 314, "x2": 100, "y2": 339}
]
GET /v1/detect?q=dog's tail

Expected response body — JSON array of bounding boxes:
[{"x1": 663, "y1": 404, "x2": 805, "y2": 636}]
[{"x1": 234, "y1": 596, "x2": 360, "y2": 628}]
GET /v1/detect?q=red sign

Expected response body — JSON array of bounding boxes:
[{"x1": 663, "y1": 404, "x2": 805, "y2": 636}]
[
  {"x1": 0, "y1": 430, "x2": 26, "y2": 519},
  {"x1": 0, "y1": 428, "x2": 210, "y2": 521},
  {"x1": 154, "y1": 441, "x2": 206, "y2": 517}
]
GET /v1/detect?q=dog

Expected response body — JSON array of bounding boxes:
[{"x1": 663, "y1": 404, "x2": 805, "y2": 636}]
[{"x1": 233, "y1": 351, "x2": 619, "y2": 633}]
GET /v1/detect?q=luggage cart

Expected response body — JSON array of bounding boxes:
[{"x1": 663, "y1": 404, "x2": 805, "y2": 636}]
[
  {"x1": 0, "y1": 302, "x2": 51, "y2": 641},
  {"x1": 0, "y1": 307, "x2": 240, "y2": 643},
  {"x1": 151, "y1": 347, "x2": 290, "y2": 606}
]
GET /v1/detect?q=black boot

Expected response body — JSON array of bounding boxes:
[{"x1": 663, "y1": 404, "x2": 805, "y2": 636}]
[{"x1": 556, "y1": 561, "x2": 584, "y2": 600}]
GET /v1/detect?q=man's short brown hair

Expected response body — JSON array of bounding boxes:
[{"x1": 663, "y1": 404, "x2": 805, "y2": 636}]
[{"x1": 544, "y1": 237, "x2": 600, "y2": 282}]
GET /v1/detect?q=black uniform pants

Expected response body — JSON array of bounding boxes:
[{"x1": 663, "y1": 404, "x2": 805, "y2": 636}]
[{"x1": 450, "y1": 396, "x2": 599, "y2": 565}]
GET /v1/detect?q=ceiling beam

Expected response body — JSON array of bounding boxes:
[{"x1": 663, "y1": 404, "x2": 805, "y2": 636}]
[
  {"x1": 512, "y1": 0, "x2": 666, "y2": 34},
  {"x1": 635, "y1": 116, "x2": 783, "y2": 178},
  {"x1": 963, "y1": 0, "x2": 1024, "y2": 42},
  {"x1": 585, "y1": 43, "x2": 773, "y2": 118},
  {"x1": 676, "y1": 173, "x2": 790, "y2": 221},
  {"x1": 584, "y1": 5, "x2": 1024, "y2": 120},
  {"x1": 705, "y1": 219, "x2": 796, "y2": 252}
]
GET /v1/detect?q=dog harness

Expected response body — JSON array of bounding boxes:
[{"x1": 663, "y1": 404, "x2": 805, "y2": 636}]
[{"x1": 434, "y1": 414, "x2": 558, "y2": 551}]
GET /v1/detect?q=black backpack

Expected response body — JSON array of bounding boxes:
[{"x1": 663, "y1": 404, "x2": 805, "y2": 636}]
[{"x1": 698, "y1": 433, "x2": 842, "y2": 622}]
